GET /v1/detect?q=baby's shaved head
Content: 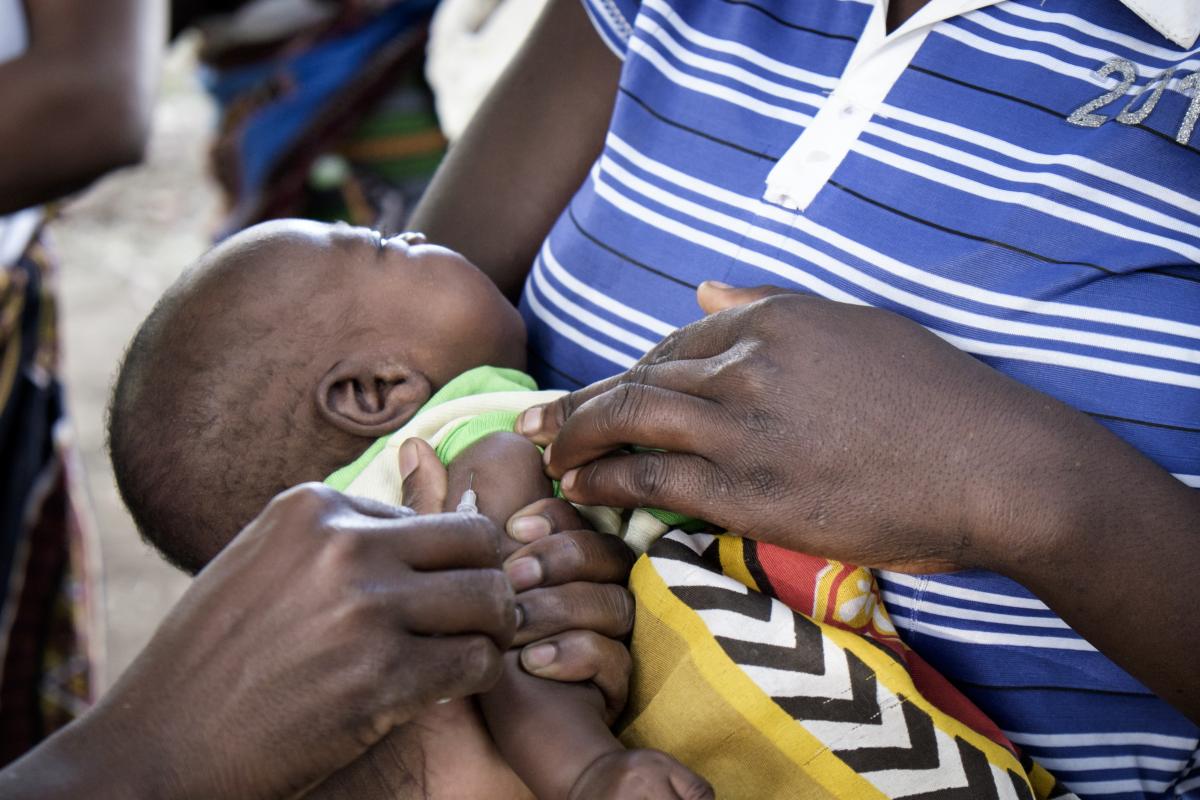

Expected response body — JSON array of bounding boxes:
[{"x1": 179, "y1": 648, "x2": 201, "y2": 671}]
[
  {"x1": 108, "y1": 220, "x2": 526, "y2": 573},
  {"x1": 108, "y1": 232, "x2": 346, "y2": 572}
]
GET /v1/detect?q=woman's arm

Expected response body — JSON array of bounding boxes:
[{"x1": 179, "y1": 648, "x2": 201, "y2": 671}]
[
  {"x1": 518, "y1": 286, "x2": 1200, "y2": 724},
  {"x1": 0, "y1": 0, "x2": 162, "y2": 213},
  {"x1": 407, "y1": 0, "x2": 620, "y2": 300}
]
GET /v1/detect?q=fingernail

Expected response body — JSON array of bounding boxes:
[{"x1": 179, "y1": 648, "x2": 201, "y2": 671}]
[
  {"x1": 518, "y1": 406, "x2": 543, "y2": 436},
  {"x1": 561, "y1": 468, "x2": 579, "y2": 493},
  {"x1": 399, "y1": 440, "x2": 419, "y2": 480},
  {"x1": 703, "y1": 280, "x2": 732, "y2": 290},
  {"x1": 514, "y1": 604, "x2": 526, "y2": 629},
  {"x1": 541, "y1": 443, "x2": 553, "y2": 467},
  {"x1": 521, "y1": 643, "x2": 557, "y2": 671},
  {"x1": 508, "y1": 514, "x2": 550, "y2": 543},
  {"x1": 505, "y1": 557, "x2": 544, "y2": 592}
]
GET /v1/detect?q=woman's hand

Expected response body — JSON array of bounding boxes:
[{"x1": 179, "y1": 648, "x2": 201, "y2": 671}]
[
  {"x1": 505, "y1": 497, "x2": 635, "y2": 723},
  {"x1": 514, "y1": 282, "x2": 1200, "y2": 723},
  {"x1": 517, "y1": 286, "x2": 1062, "y2": 572},
  {"x1": 516, "y1": 283, "x2": 1194, "y2": 576},
  {"x1": 402, "y1": 439, "x2": 635, "y2": 720}
]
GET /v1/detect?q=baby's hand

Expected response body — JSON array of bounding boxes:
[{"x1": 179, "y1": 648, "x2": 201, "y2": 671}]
[{"x1": 569, "y1": 749, "x2": 714, "y2": 800}]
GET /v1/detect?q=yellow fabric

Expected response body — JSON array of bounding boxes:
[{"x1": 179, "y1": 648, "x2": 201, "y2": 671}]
[
  {"x1": 622, "y1": 532, "x2": 1066, "y2": 799},
  {"x1": 620, "y1": 600, "x2": 840, "y2": 800}
]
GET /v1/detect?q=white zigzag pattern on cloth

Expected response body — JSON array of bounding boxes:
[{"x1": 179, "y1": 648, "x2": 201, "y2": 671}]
[{"x1": 648, "y1": 531, "x2": 1068, "y2": 799}]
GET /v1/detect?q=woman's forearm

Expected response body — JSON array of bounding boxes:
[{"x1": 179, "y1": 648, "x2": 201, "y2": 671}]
[
  {"x1": 407, "y1": 0, "x2": 619, "y2": 300},
  {"x1": 973, "y1": 404, "x2": 1200, "y2": 723},
  {"x1": 0, "y1": 710, "x2": 163, "y2": 800}
]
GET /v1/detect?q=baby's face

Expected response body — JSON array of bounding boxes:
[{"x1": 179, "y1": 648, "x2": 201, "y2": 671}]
[{"x1": 304, "y1": 223, "x2": 527, "y2": 389}]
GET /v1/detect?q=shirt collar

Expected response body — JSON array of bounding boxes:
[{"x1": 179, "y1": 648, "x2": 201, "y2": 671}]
[{"x1": 1119, "y1": 0, "x2": 1200, "y2": 49}]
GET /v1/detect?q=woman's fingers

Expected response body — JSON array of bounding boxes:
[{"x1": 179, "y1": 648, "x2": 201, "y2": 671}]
[
  {"x1": 512, "y1": 582, "x2": 634, "y2": 646},
  {"x1": 399, "y1": 437, "x2": 448, "y2": 516},
  {"x1": 559, "y1": 452, "x2": 720, "y2": 524},
  {"x1": 541, "y1": 383, "x2": 721, "y2": 479},
  {"x1": 520, "y1": 630, "x2": 632, "y2": 723},
  {"x1": 516, "y1": 315, "x2": 740, "y2": 446},
  {"x1": 516, "y1": 373, "x2": 625, "y2": 446},
  {"x1": 504, "y1": 529, "x2": 634, "y2": 592},
  {"x1": 506, "y1": 496, "x2": 587, "y2": 544}
]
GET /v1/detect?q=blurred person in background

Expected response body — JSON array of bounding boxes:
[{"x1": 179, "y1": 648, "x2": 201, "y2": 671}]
[
  {"x1": 172, "y1": 0, "x2": 446, "y2": 237},
  {"x1": 424, "y1": 0, "x2": 548, "y2": 142},
  {"x1": 0, "y1": 0, "x2": 161, "y2": 764}
]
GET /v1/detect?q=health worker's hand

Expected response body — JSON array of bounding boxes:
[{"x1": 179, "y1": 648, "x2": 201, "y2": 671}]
[{"x1": 1, "y1": 484, "x2": 517, "y2": 800}]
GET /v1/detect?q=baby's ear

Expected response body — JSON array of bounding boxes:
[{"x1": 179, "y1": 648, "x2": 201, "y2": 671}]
[{"x1": 315, "y1": 358, "x2": 432, "y2": 437}]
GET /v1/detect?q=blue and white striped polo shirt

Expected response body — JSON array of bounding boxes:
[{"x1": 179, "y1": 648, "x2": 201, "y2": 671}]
[{"x1": 517, "y1": 0, "x2": 1200, "y2": 796}]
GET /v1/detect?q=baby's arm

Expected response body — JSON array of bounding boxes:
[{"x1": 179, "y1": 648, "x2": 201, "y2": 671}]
[
  {"x1": 447, "y1": 433, "x2": 619, "y2": 794},
  {"x1": 447, "y1": 433, "x2": 711, "y2": 800}
]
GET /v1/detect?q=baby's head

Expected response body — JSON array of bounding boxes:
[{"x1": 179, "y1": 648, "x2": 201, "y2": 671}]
[{"x1": 108, "y1": 219, "x2": 525, "y2": 572}]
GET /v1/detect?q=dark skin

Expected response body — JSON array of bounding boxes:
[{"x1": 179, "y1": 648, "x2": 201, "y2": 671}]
[
  {"x1": 304, "y1": 442, "x2": 642, "y2": 800},
  {"x1": 0, "y1": 0, "x2": 160, "y2": 213},
  {"x1": 450, "y1": 434, "x2": 712, "y2": 800},
  {"x1": 206, "y1": 221, "x2": 666, "y2": 797},
  {"x1": 412, "y1": 0, "x2": 1200, "y2": 726},
  {"x1": 0, "y1": 485, "x2": 518, "y2": 799},
  {"x1": 409, "y1": 0, "x2": 927, "y2": 299},
  {"x1": 309, "y1": 433, "x2": 711, "y2": 800},
  {"x1": 409, "y1": 0, "x2": 622, "y2": 301},
  {"x1": 2, "y1": 222, "x2": 641, "y2": 797},
  {"x1": 518, "y1": 285, "x2": 1200, "y2": 724},
  {"x1": 886, "y1": 0, "x2": 932, "y2": 33},
  {"x1": 169, "y1": 0, "x2": 247, "y2": 37}
]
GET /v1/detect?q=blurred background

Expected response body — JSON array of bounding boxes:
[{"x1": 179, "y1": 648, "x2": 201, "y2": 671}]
[
  {"x1": 48, "y1": 0, "x2": 547, "y2": 685},
  {"x1": 53, "y1": 38, "x2": 213, "y2": 683},
  {"x1": 2, "y1": 0, "x2": 546, "y2": 761}
]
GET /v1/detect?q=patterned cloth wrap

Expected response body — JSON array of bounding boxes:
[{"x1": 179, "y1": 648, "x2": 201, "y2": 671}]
[
  {"x1": 198, "y1": 0, "x2": 445, "y2": 236},
  {"x1": 326, "y1": 366, "x2": 1077, "y2": 799},
  {"x1": 0, "y1": 231, "x2": 99, "y2": 765}
]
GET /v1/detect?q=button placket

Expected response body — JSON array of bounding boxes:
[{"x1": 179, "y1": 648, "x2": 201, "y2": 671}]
[{"x1": 762, "y1": 0, "x2": 1006, "y2": 212}]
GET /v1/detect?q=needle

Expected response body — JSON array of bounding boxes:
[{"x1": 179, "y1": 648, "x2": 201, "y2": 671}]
[{"x1": 456, "y1": 474, "x2": 478, "y2": 514}]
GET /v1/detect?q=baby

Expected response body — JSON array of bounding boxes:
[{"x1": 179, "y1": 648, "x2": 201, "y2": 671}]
[{"x1": 106, "y1": 219, "x2": 712, "y2": 799}]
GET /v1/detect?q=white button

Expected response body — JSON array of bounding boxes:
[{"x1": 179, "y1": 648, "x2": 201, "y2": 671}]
[{"x1": 842, "y1": 103, "x2": 857, "y2": 116}]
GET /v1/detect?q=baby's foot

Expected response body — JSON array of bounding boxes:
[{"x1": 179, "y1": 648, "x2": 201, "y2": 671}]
[{"x1": 568, "y1": 749, "x2": 714, "y2": 800}]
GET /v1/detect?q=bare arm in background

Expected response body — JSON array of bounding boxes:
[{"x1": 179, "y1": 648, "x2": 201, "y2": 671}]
[
  {"x1": 408, "y1": 0, "x2": 621, "y2": 301},
  {"x1": 0, "y1": 0, "x2": 162, "y2": 214}
]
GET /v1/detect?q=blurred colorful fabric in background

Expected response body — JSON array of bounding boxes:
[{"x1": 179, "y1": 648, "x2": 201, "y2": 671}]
[{"x1": 196, "y1": 0, "x2": 444, "y2": 235}]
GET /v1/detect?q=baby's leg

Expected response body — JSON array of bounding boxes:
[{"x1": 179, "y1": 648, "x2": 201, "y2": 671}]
[
  {"x1": 480, "y1": 655, "x2": 712, "y2": 800},
  {"x1": 480, "y1": 652, "x2": 619, "y2": 796},
  {"x1": 307, "y1": 700, "x2": 531, "y2": 799}
]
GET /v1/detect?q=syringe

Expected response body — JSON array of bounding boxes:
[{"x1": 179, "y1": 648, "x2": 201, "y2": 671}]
[{"x1": 455, "y1": 474, "x2": 478, "y2": 514}]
